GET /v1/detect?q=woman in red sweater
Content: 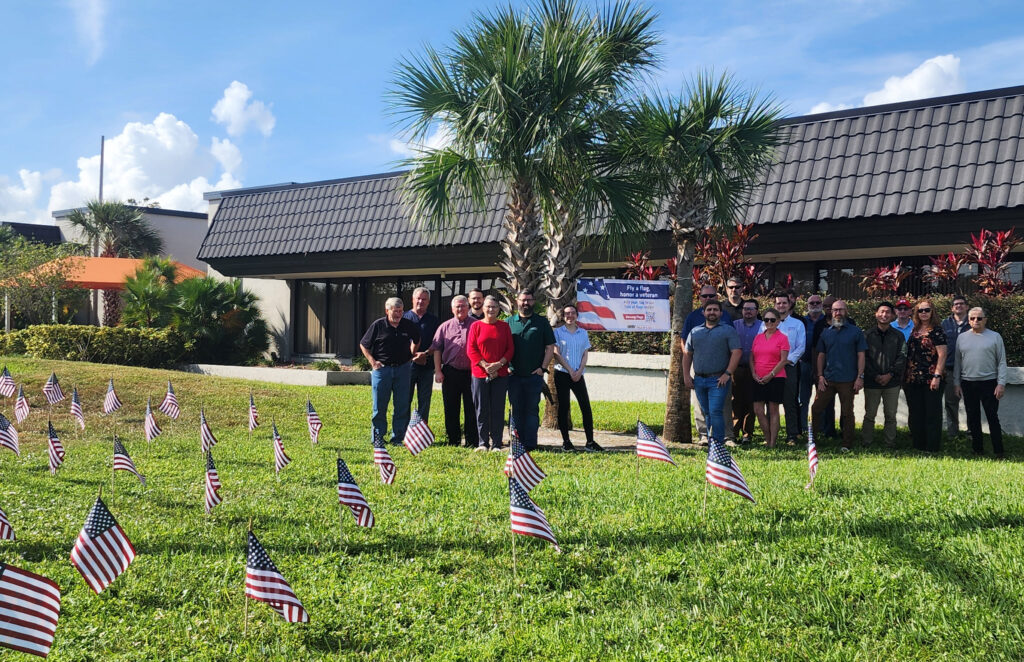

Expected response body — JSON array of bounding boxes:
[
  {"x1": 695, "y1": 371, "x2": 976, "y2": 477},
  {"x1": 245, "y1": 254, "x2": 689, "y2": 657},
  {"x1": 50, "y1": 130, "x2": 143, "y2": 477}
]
[{"x1": 466, "y1": 295, "x2": 515, "y2": 451}]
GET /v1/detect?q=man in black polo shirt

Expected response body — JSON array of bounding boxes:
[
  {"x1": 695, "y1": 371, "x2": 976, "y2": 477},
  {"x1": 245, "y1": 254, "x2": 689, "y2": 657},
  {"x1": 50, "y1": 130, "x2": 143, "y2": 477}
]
[{"x1": 360, "y1": 297, "x2": 420, "y2": 445}]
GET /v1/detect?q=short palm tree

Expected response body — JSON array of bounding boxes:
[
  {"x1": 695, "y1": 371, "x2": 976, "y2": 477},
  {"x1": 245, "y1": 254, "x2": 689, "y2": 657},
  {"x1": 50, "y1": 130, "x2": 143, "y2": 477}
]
[
  {"x1": 121, "y1": 256, "x2": 178, "y2": 328},
  {"x1": 621, "y1": 75, "x2": 783, "y2": 443}
]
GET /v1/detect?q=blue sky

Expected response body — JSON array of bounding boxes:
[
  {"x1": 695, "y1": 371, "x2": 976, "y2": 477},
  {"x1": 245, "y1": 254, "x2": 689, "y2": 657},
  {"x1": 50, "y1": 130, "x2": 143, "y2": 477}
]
[{"x1": 2, "y1": 0, "x2": 1024, "y2": 223}]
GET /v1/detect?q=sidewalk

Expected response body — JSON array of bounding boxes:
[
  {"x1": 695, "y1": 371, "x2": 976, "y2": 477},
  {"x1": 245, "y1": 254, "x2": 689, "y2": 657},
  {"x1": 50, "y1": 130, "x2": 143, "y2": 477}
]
[{"x1": 534, "y1": 426, "x2": 702, "y2": 452}]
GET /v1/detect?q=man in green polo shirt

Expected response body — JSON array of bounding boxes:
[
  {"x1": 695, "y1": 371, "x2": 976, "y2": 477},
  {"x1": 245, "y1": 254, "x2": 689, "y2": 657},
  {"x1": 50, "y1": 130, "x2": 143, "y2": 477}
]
[{"x1": 507, "y1": 290, "x2": 556, "y2": 451}]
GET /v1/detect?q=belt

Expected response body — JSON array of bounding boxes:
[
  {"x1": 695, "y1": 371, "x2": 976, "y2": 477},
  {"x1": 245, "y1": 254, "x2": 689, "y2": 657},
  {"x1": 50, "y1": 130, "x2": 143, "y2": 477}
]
[
  {"x1": 695, "y1": 372, "x2": 724, "y2": 378},
  {"x1": 382, "y1": 361, "x2": 406, "y2": 367}
]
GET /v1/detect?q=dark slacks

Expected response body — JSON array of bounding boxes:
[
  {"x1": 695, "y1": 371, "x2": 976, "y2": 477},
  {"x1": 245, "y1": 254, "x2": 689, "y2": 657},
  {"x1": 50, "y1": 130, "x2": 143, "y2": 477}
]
[
  {"x1": 441, "y1": 365, "x2": 478, "y2": 447},
  {"x1": 732, "y1": 363, "x2": 756, "y2": 439},
  {"x1": 961, "y1": 379, "x2": 1004, "y2": 456},
  {"x1": 904, "y1": 381, "x2": 944, "y2": 452},
  {"x1": 409, "y1": 363, "x2": 434, "y2": 421},
  {"x1": 471, "y1": 375, "x2": 507, "y2": 449},
  {"x1": 782, "y1": 367, "x2": 801, "y2": 438},
  {"x1": 554, "y1": 370, "x2": 594, "y2": 444},
  {"x1": 811, "y1": 381, "x2": 856, "y2": 447}
]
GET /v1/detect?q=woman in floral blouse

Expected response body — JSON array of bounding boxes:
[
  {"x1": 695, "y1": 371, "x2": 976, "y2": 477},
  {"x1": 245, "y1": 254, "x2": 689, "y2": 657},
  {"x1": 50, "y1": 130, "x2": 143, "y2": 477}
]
[{"x1": 903, "y1": 299, "x2": 947, "y2": 451}]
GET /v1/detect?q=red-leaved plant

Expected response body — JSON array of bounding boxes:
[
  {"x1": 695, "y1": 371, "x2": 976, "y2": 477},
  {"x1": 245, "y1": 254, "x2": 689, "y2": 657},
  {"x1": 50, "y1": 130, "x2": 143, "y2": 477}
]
[
  {"x1": 965, "y1": 228, "x2": 1022, "y2": 295},
  {"x1": 693, "y1": 223, "x2": 760, "y2": 291},
  {"x1": 859, "y1": 261, "x2": 912, "y2": 296},
  {"x1": 924, "y1": 252, "x2": 969, "y2": 287},
  {"x1": 622, "y1": 251, "x2": 665, "y2": 281}
]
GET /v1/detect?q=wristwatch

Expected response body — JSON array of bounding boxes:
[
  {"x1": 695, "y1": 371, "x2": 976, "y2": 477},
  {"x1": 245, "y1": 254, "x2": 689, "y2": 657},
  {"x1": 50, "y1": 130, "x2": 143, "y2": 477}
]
[{"x1": 858, "y1": 374, "x2": 864, "y2": 379}]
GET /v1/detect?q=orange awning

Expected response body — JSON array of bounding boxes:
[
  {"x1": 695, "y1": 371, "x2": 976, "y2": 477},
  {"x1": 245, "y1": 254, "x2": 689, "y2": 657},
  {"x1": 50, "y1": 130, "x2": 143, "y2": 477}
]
[{"x1": 10, "y1": 257, "x2": 206, "y2": 290}]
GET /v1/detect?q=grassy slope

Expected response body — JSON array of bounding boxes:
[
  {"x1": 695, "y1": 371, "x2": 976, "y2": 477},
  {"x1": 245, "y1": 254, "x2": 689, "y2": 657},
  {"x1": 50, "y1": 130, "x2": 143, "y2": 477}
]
[{"x1": 1, "y1": 358, "x2": 1023, "y2": 661}]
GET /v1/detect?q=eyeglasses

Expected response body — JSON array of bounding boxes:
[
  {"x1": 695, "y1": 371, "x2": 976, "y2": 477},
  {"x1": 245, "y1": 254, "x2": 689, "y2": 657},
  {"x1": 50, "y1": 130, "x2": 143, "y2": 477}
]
[
  {"x1": 808, "y1": 301, "x2": 822, "y2": 306},
  {"x1": 726, "y1": 285, "x2": 740, "y2": 289},
  {"x1": 969, "y1": 316, "x2": 985, "y2": 321},
  {"x1": 763, "y1": 318, "x2": 778, "y2": 323},
  {"x1": 699, "y1": 294, "x2": 716, "y2": 299},
  {"x1": 742, "y1": 307, "x2": 757, "y2": 312},
  {"x1": 917, "y1": 308, "x2": 932, "y2": 313}
]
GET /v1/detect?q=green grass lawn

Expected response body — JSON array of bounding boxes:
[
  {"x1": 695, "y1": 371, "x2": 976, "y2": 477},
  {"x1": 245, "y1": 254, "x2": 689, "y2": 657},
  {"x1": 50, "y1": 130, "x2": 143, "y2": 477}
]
[{"x1": 2, "y1": 357, "x2": 1024, "y2": 660}]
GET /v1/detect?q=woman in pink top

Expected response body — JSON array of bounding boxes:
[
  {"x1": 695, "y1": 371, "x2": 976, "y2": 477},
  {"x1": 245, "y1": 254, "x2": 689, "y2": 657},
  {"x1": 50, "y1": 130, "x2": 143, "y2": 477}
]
[
  {"x1": 466, "y1": 296, "x2": 515, "y2": 451},
  {"x1": 751, "y1": 308, "x2": 790, "y2": 448}
]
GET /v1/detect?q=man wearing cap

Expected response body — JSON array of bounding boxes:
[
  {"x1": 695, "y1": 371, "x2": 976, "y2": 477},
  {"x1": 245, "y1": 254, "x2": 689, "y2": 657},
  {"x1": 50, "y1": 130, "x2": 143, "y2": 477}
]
[{"x1": 892, "y1": 298, "x2": 914, "y2": 342}]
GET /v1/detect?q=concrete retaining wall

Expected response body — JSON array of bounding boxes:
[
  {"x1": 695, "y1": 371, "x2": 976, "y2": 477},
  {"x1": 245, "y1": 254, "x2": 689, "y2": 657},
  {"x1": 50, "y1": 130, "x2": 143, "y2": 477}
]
[{"x1": 181, "y1": 364, "x2": 370, "y2": 386}]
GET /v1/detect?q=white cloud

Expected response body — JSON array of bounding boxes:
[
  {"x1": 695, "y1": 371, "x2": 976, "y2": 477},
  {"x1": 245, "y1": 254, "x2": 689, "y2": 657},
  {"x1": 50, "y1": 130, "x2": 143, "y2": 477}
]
[
  {"x1": 211, "y1": 81, "x2": 276, "y2": 138},
  {"x1": 69, "y1": 0, "x2": 108, "y2": 66},
  {"x1": 387, "y1": 124, "x2": 453, "y2": 157},
  {"x1": 0, "y1": 170, "x2": 47, "y2": 223},
  {"x1": 863, "y1": 54, "x2": 963, "y2": 106},
  {"x1": 809, "y1": 101, "x2": 851, "y2": 114},
  {"x1": 211, "y1": 137, "x2": 242, "y2": 175}
]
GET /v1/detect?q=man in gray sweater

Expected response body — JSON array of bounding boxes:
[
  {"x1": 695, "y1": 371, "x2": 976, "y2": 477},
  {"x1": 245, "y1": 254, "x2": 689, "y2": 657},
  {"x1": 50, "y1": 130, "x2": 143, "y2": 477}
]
[{"x1": 953, "y1": 307, "x2": 1007, "y2": 458}]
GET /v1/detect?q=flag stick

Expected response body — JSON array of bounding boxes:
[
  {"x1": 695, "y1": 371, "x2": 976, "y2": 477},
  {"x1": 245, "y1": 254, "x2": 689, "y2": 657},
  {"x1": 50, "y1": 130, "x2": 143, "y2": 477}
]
[
  {"x1": 701, "y1": 480, "x2": 708, "y2": 521},
  {"x1": 337, "y1": 449, "x2": 345, "y2": 543},
  {"x1": 247, "y1": 391, "x2": 252, "y2": 444},
  {"x1": 243, "y1": 518, "x2": 252, "y2": 636},
  {"x1": 511, "y1": 526, "x2": 518, "y2": 584},
  {"x1": 307, "y1": 393, "x2": 314, "y2": 449}
]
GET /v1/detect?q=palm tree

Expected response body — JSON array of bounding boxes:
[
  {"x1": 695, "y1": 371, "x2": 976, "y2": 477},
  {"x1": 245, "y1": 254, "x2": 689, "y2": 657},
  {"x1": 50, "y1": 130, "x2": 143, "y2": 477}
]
[
  {"x1": 121, "y1": 256, "x2": 178, "y2": 328},
  {"x1": 621, "y1": 75, "x2": 783, "y2": 443},
  {"x1": 66, "y1": 200, "x2": 164, "y2": 326},
  {"x1": 173, "y1": 277, "x2": 268, "y2": 364},
  {"x1": 390, "y1": 0, "x2": 659, "y2": 308}
]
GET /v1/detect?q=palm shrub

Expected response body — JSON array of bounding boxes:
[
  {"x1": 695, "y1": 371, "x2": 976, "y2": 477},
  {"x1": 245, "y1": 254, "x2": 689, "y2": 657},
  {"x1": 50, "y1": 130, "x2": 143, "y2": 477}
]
[
  {"x1": 172, "y1": 277, "x2": 269, "y2": 365},
  {"x1": 122, "y1": 256, "x2": 178, "y2": 328}
]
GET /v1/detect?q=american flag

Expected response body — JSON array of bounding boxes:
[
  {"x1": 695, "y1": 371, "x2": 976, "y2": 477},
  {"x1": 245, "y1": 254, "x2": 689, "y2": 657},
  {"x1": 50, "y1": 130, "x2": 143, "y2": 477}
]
[
  {"x1": 0, "y1": 366, "x2": 14, "y2": 398},
  {"x1": 245, "y1": 531, "x2": 308, "y2": 623},
  {"x1": 70, "y1": 387, "x2": 85, "y2": 430},
  {"x1": 576, "y1": 278, "x2": 617, "y2": 330},
  {"x1": 42, "y1": 372, "x2": 64, "y2": 405},
  {"x1": 248, "y1": 392, "x2": 259, "y2": 431},
  {"x1": 159, "y1": 380, "x2": 180, "y2": 419},
  {"x1": 272, "y1": 421, "x2": 290, "y2": 474},
  {"x1": 113, "y1": 435, "x2": 145, "y2": 486},
  {"x1": 306, "y1": 399, "x2": 322, "y2": 445},
  {"x1": 807, "y1": 428, "x2": 818, "y2": 484},
  {"x1": 14, "y1": 385, "x2": 29, "y2": 423},
  {"x1": 509, "y1": 477, "x2": 560, "y2": 552},
  {"x1": 0, "y1": 413, "x2": 19, "y2": 457},
  {"x1": 403, "y1": 410, "x2": 434, "y2": 456},
  {"x1": 0, "y1": 506, "x2": 13, "y2": 540},
  {"x1": 337, "y1": 458, "x2": 375, "y2": 528},
  {"x1": 706, "y1": 439, "x2": 754, "y2": 503},
  {"x1": 636, "y1": 420, "x2": 677, "y2": 466},
  {"x1": 0, "y1": 562, "x2": 61, "y2": 658},
  {"x1": 70, "y1": 497, "x2": 136, "y2": 594},
  {"x1": 47, "y1": 421, "x2": 64, "y2": 475},
  {"x1": 200, "y1": 408, "x2": 218, "y2": 454},
  {"x1": 503, "y1": 422, "x2": 545, "y2": 491},
  {"x1": 144, "y1": 398, "x2": 162, "y2": 443},
  {"x1": 103, "y1": 379, "x2": 122, "y2": 414},
  {"x1": 372, "y1": 429, "x2": 396, "y2": 485},
  {"x1": 205, "y1": 451, "x2": 222, "y2": 514}
]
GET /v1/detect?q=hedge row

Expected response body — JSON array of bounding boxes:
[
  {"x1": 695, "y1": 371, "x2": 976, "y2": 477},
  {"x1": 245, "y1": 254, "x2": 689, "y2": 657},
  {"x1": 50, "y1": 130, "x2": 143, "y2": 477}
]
[
  {"x1": 588, "y1": 294, "x2": 1024, "y2": 366},
  {"x1": 0, "y1": 325, "x2": 192, "y2": 368}
]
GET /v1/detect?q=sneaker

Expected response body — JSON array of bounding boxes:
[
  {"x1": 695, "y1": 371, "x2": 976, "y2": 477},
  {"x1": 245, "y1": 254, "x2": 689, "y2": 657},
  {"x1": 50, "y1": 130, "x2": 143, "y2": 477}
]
[
  {"x1": 584, "y1": 441, "x2": 604, "y2": 452},
  {"x1": 562, "y1": 440, "x2": 575, "y2": 452},
  {"x1": 741, "y1": 435, "x2": 753, "y2": 445},
  {"x1": 490, "y1": 444, "x2": 504, "y2": 453},
  {"x1": 697, "y1": 437, "x2": 709, "y2": 447},
  {"x1": 839, "y1": 446, "x2": 852, "y2": 454},
  {"x1": 724, "y1": 440, "x2": 738, "y2": 448},
  {"x1": 475, "y1": 444, "x2": 487, "y2": 452}
]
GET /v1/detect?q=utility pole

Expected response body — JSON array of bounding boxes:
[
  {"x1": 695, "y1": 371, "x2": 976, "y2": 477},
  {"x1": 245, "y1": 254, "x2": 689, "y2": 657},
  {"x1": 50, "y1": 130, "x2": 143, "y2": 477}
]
[{"x1": 98, "y1": 135, "x2": 105, "y2": 203}]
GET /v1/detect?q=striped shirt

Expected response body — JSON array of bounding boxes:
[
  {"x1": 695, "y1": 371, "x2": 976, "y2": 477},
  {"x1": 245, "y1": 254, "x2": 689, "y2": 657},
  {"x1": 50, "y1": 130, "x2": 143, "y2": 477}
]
[{"x1": 554, "y1": 325, "x2": 591, "y2": 373}]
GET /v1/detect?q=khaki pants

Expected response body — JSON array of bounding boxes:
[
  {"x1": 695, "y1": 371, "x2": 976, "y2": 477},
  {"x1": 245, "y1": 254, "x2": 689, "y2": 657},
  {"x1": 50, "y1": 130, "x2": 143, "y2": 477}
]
[{"x1": 862, "y1": 386, "x2": 900, "y2": 446}]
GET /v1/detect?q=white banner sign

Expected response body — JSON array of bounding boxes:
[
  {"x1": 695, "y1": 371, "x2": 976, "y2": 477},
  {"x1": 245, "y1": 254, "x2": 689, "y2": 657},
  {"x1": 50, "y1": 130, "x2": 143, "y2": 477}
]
[{"x1": 576, "y1": 278, "x2": 670, "y2": 332}]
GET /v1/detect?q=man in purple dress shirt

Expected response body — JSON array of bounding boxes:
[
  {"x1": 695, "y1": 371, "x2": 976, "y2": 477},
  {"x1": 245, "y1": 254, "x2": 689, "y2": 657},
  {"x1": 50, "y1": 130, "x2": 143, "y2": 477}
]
[
  {"x1": 431, "y1": 295, "x2": 479, "y2": 447},
  {"x1": 732, "y1": 299, "x2": 763, "y2": 444}
]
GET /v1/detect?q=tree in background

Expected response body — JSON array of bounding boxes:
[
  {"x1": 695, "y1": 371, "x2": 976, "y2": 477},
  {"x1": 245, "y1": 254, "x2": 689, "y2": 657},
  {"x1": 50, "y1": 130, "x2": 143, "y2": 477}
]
[
  {"x1": 172, "y1": 277, "x2": 269, "y2": 365},
  {"x1": 66, "y1": 200, "x2": 164, "y2": 326},
  {"x1": 0, "y1": 230, "x2": 87, "y2": 327},
  {"x1": 121, "y1": 257, "x2": 178, "y2": 328}
]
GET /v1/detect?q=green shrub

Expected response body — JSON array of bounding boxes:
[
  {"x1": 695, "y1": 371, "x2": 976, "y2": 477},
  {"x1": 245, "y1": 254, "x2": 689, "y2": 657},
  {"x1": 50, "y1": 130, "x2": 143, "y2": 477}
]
[
  {"x1": 311, "y1": 359, "x2": 340, "y2": 371},
  {"x1": 0, "y1": 329, "x2": 28, "y2": 356},
  {"x1": 353, "y1": 355, "x2": 371, "y2": 371},
  {"x1": 11, "y1": 324, "x2": 190, "y2": 368}
]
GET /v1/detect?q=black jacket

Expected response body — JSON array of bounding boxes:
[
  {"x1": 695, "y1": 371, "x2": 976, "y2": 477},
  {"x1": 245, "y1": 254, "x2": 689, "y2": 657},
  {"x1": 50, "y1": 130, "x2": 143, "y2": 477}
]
[{"x1": 863, "y1": 325, "x2": 907, "y2": 388}]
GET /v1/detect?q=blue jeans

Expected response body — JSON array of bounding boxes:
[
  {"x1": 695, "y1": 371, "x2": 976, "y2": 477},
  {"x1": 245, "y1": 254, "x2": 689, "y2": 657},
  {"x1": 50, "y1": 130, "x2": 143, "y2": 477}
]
[
  {"x1": 371, "y1": 363, "x2": 412, "y2": 444},
  {"x1": 694, "y1": 376, "x2": 729, "y2": 443},
  {"x1": 409, "y1": 363, "x2": 434, "y2": 421},
  {"x1": 508, "y1": 373, "x2": 544, "y2": 450}
]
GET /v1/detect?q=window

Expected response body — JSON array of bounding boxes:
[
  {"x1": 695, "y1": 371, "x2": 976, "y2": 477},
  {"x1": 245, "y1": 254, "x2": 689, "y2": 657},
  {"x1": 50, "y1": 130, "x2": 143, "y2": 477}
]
[
  {"x1": 296, "y1": 280, "x2": 328, "y2": 354},
  {"x1": 329, "y1": 281, "x2": 356, "y2": 357}
]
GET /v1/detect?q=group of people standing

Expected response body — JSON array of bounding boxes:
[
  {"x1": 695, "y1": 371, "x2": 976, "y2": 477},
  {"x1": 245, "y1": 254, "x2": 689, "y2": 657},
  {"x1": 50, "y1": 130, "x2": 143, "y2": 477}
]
[
  {"x1": 684, "y1": 282, "x2": 1008, "y2": 458},
  {"x1": 359, "y1": 288, "x2": 604, "y2": 454}
]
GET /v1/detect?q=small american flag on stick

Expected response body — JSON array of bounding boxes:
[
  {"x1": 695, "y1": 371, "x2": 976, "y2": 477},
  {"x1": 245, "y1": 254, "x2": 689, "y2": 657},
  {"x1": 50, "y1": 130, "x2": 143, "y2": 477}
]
[
  {"x1": 337, "y1": 458, "x2": 374, "y2": 528},
  {"x1": 0, "y1": 366, "x2": 14, "y2": 398},
  {"x1": 0, "y1": 413, "x2": 19, "y2": 457},
  {"x1": 0, "y1": 506, "x2": 13, "y2": 540},
  {"x1": 636, "y1": 420, "x2": 676, "y2": 466},
  {"x1": 503, "y1": 422, "x2": 545, "y2": 492},
  {"x1": 70, "y1": 387, "x2": 85, "y2": 430},
  {"x1": 144, "y1": 398, "x2": 162, "y2": 443},
  {"x1": 103, "y1": 379, "x2": 122, "y2": 415},
  {"x1": 70, "y1": 496, "x2": 136, "y2": 594},
  {"x1": 807, "y1": 428, "x2": 819, "y2": 487},
  {"x1": 200, "y1": 408, "x2": 218, "y2": 454},
  {"x1": 245, "y1": 531, "x2": 308, "y2": 623},
  {"x1": 509, "y1": 477, "x2": 560, "y2": 552},
  {"x1": 0, "y1": 562, "x2": 61, "y2": 658},
  {"x1": 42, "y1": 372, "x2": 64, "y2": 405},
  {"x1": 372, "y1": 429, "x2": 395, "y2": 485},
  {"x1": 113, "y1": 435, "x2": 145, "y2": 486},
  {"x1": 706, "y1": 439, "x2": 754, "y2": 503},
  {"x1": 272, "y1": 421, "x2": 290, "y2": 474},
  {"x1": 306, "y1": 399, "x2": 322, "y2": 445},
  {"x1": 403, "y1": 410, "x2": 434, "y2": 456},
  {"x1": 205, "y1": 452, "x2": 222, "y2": 514},
  {"x1": 159, "y1": 380, "x2": 179, "y2": 419},
  {"x1": 248, "y1": 392, "x2": 259, "y2": 431},
  {"x1": 14, "y1": 385, "x2": 29, "y2": 423},
  {"x1": 47, "y1": 421, "x2": 64, "y2": 475}
]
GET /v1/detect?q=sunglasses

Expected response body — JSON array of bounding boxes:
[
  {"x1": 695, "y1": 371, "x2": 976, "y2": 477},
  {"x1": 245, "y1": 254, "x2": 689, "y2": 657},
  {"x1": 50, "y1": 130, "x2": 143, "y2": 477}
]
[
  {"x1": 727, "y1": 285, "x2": 740, "y2": 289},
  {"x1": 969, "y1": 316, "x2": 986, "y2": 321},
  {"x1": 763, "y1": 318, "x2": 778, "y2": 323},
  {"x1": 917, "y1": 308, "x2": 932, "y2": 313},
  {"x1": 699, "y1": 294, "x2": 716, "y2": 299}
]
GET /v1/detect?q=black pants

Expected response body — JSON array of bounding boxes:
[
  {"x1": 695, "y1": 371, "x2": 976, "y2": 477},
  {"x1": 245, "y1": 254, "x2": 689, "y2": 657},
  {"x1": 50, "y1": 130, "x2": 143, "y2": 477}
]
[
  {"x1": 904, "y1": 381, "x2": 944, "y2": 452},
  {"x1": 441, "y1": 365, "x2": 478, "y2": 447},
  {"x1": 554, "y1": 370, "x2": 594, "y2": 444},
  {"x1": 782, "y1": 367, "x2": 801, "y2": 438},
  {"x1": 961, "y1": 379, "x2": 1004, "y2": 456}
]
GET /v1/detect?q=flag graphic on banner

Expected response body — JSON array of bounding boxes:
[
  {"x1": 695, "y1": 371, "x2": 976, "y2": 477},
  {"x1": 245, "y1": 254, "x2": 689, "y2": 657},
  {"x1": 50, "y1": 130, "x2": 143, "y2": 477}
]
[
  {"x1": 706, "y1": 439, "x2": 755, "y2": 503},
  {"x1": 70, "y1": 497, "x2": 136, "y2": 593},
  {"x1": 575, "y1": 278, "x2": 618, "y2": 330},
  {"x1": 113, "y1": 435, "x2": 145, "y2": 485},
  {"x1": 245, "y1": 531, "x2": 309, "y2": 623},
  {"x1": 337, "y1": 458, "x2": 375, "y2": 528},
  {"x1": 159, "y1": 381, "x2": 180, "y2": 419},
  {"x1": 503, "y1": 421, "x2": 545, "y2": 491},
  {"x1": 0, "y1": 413, "x2": 19, "y2": 457},
  {"x1": 636, "y1": 420, "x2": 677, "y2": 465},
  {"x1": 14, "y1": 385, "x2": 29, "y2": 423},
  {"x1": 403, "y1": 410, "x2": 434, "y2": 455},
  {"x1": 200, "y1": 408, "x2": 218, "y2": 454},
  {"x1": 205, "y1": 452, "x2": 222, "y2": 514},
  {"x1": 42, "y1": 372, "x2": 65, "y2": 405},
  {"x1": 0, "y1": 366, "x2": 14, "y2": 398},
  {"x1": 144, "y1": 398, "x2": 162, "y2": 442},
  {"x1": 0, "y1": 562, "x2": 61, "y2": 658},
  {"x1": 70, "y1": 387, "x2": 85, "y2": 430},
  {"x1": 306, "y1": 399, "x2": 322, "y2": 445},
  {"x1": 103, "y1": 379, "x2": 122, "y2": 414},
  {"x1": 248, "y1": 392, "x2": 259, "y2": 431},
  {"x1": 47, "y1": 421, "x2": 64, "y2": 475},
  {"x1": 372, "y1": 429, "x2": 396, "y2": 485},
  {"x1": 272, "y1": 421, "x2": 291, "y2": 474},
  {"x1": 0, "y1": 506, "x2": 13, "y2": 540},
  {"x1": 509, "y1": 477, "x2": 560, "y2": 552}
]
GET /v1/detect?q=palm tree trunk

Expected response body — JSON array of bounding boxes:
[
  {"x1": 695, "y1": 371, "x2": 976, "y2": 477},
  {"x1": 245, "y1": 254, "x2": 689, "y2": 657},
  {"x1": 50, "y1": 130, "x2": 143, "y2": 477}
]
[
  {"x1": 102, "y1": 288, "x2": 123, "y2": 327},
  {"x1": 541, "y1": 210, "x2": 584, "y2": 429},
  {"x1": 496, "y1": 179, "x2": 545, "y2": 310}
]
